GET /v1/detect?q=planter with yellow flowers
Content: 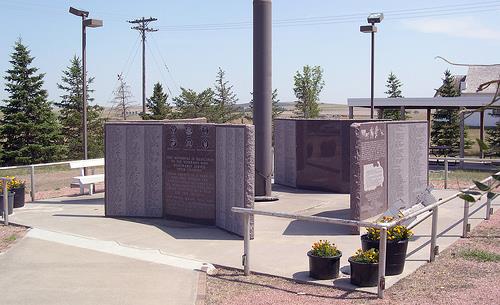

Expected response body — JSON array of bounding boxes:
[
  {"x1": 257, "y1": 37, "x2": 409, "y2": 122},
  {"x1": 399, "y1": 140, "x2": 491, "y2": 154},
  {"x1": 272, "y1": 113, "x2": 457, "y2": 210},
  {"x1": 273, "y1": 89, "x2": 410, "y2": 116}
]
[
  {"x1": 0, "y1": 179, "x2": 15, "y2": 215},
  {"x1": 361, "y1": 216, "x2": 413, "y2": 275},
  {"x1": 9, "y1": 177, "x2": 26, "y2": 208},
  {"x1": 348, "y1": 248, "x2": 379, "y2": 287},
  {"x1": 307, "y1": 240, "x2": 342, "y2": 280}
]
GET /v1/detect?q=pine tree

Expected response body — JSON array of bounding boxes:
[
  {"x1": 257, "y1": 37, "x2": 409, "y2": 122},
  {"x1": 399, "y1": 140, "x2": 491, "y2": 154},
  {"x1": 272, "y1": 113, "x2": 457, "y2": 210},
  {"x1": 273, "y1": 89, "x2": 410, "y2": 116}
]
[
  {"x1": 293, "y1": 65, "x2": 324, "y2": 118},
  {"x1": 431, "y1": 69, "x2": 471, "y2": 150},
  {"x1": 487, "y1": 121, "x2": 500, "y2": 155},
  {"x1": 0, "y1": 39, "x2": 66, "y2": 165},
  {"x1": 383, "y1": 72, "x2": 406, "y2": 120},
  {"x1": 173, "y1": 87, "x2": 214, "y2": 120},
  {"x1": 211, "y1": 68, "x2": 241, "y2": 123},
  {"x1": 55, "y1": 56, "x2": 105, "y2": 159},
  {"x1": 141, "y1": 82, "x2": 172, "y2": 120},
  {"x1": 112, "y1": 75, "x2": 134, "y2": 120},
  {"x1": 248, "y1": 89, "x2": 284, "y2": 120}
]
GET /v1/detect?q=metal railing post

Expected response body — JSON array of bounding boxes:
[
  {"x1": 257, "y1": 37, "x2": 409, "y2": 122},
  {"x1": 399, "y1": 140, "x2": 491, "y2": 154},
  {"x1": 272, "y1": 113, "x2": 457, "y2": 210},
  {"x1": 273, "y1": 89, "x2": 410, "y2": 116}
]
[
  {"x1": 485, "y1": 197, "x2": 492, "y2": 220},
  {"x1": 462, "y1": 199, "x2": 470, "y2": 238},
  {"x1": 444, "y1": 158, "x2": 448, "y2": 189},
  {"x1": 30, "y1": 165, "x2": 36, "y2": 201},
  {"x1": 378, "y1": 227, "x2": 387, "y2": 299},
  {"x1": 430, "y1": 206, "x2": 439, "y2": 262},
  {"x1": 243, "y1": 213, "x2": 251, "y2": 276}
]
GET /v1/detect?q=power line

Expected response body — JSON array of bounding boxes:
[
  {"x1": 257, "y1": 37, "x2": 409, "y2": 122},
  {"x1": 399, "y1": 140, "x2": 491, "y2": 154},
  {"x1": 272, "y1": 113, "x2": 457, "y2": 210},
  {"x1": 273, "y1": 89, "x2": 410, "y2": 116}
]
[
  {"x1": 128, "y1": 17, "x2": 158, "y2": 114},
  {"x1": 158, "y1": 1, "x2": 500, "y2": 31},
  {"x1": 150, "y1": 35, "x2": 181, "y2": 94},
  {"x1": 145, "y1": 40, "x2": 173, "y2": 97}
]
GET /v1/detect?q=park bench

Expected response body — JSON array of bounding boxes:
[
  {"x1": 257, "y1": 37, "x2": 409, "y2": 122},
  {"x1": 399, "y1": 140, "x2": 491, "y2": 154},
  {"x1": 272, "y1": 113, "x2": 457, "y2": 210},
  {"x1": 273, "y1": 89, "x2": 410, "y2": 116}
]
[{"x1": 69, "y1": 158, "x2": 105, "y2": 195}]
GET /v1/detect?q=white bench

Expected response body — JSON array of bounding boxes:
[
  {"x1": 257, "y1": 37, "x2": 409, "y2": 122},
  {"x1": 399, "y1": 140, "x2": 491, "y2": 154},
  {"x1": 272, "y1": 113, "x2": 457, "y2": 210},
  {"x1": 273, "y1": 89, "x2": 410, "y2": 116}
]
[{"x1": 70, "y1": 158, "x2": 105, "y2": 195}]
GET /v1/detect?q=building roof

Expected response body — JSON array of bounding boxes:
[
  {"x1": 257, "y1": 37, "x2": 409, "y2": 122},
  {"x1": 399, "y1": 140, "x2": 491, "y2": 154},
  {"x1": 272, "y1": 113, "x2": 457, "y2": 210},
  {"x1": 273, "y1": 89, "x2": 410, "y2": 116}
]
[
  {"x1": 433, "y1": 75, "x2": 465, "y2": 97},
  {"x1": 462, "y1": 66, "x2": 500, "y2": 94},
  {"x1": 347, "y1": 96, "x2": 494, "y2": 109}
]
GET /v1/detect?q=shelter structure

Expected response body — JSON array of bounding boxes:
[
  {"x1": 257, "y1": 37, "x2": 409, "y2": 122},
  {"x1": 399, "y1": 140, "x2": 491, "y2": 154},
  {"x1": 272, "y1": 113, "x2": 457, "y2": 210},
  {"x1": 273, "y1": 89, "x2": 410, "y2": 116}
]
[{"x1": 348, "y1": 66, "x2": 500, "y2": 158}]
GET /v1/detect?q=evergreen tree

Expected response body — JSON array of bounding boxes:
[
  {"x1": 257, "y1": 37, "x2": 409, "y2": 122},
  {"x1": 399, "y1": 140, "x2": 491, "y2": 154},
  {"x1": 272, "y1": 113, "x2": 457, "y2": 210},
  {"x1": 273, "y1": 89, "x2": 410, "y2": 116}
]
[
  {"x1": 293, "y1": 65, "x2": 324, "y2": 118},
  {"x1": 141, "y1": 82, "x2": 172, "y2": 120},
  {"x1": 55, "y1": 56, "x2": 105, "y2": 159},
  {"x1": 431, "y1": 69, "x2": 471, "y2": 150},
  {"x1": 248, "y1": 89, "x2": 284, "y2": 120},
  {"x1": 173, "y1": 87, "x2": 214, "y2": 120},
  {"x1": 0, "y1": 39, "x2": 66, "y2": 165},
  {"x1": 383, "y1": 72, "x2": 406, "y2": 120},
  {"x1": 487, "y1": 121, "x2": 500, "y2": 155},
  {"x1": 211, "y1": 68, "x2": 241, "y2": 123}
]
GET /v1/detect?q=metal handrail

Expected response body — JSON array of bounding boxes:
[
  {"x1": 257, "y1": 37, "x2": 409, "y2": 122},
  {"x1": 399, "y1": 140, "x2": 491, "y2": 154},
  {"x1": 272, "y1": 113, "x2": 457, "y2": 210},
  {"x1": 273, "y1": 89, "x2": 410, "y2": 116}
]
[
  {"x1": 0, "y1": 158, "x2": 104, "y2": 201},
  {"x1": 232, "y1": 170, "x2": 499, "y2": 299}
]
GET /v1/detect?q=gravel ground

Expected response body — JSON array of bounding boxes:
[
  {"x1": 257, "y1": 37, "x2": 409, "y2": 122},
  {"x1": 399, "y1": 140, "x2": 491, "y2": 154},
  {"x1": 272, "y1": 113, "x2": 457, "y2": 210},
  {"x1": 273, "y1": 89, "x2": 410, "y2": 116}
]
[
  {"x1": 0, "y1": 224, "x2": 27, "y2": 253},
  {"x1": 206, "y1": 211, "x2": 500, "y2": 305}
]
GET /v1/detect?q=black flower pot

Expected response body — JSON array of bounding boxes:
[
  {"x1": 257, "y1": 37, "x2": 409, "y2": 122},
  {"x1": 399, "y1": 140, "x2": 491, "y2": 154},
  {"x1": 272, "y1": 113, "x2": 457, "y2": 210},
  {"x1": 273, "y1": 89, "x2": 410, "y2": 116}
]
[
  {"x1": 348, "y1": 257, "x2": 379, "y2": 287},
  {"x1": 0, "y1": 192, "x2": 14, "y2": 215},
  {"x1": 12, "y1": 186, "x2": 25, "y2": 208},
  {"x1": 307, "y1": 250, "x2": 342, "y2": 280},
  {"x1": 361, "y1": 234, "x2": 409, "y2": 275}
]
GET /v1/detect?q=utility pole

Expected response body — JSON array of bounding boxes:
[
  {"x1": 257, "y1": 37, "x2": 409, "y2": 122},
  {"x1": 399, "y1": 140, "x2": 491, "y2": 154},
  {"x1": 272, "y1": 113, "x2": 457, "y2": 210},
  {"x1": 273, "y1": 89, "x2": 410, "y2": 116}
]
[{"x1": 128, "y1": 17, "x2": 157, "y2": 115}]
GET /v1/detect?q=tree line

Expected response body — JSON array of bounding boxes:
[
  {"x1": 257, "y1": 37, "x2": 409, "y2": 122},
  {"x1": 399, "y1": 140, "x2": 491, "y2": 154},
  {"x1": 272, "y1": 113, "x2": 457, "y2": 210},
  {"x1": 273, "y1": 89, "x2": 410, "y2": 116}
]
[{"x1": 1, "y1": 39, "x2": 499, "y2": 166}]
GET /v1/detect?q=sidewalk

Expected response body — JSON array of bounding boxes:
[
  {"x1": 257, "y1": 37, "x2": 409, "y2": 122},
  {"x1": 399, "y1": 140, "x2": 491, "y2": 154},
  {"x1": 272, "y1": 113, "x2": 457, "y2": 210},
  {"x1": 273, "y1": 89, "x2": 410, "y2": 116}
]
[
  {"x1": 0, "y1": 236, "x2": 199, "y2": 305},
  {"x1": 7, "y1": 185, "x2": 497, "y2": 294}
]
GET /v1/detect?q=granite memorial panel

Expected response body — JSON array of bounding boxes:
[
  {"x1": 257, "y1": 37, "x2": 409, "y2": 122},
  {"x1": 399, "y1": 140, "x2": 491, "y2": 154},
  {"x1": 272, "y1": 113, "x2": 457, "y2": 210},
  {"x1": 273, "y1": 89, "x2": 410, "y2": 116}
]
[
  {"x1": 350, "y1": 120, "x2": 428, "y2": 225},
  {"x1": 274, "y1": 119, "x2": 380, "y2": 193},
  {"x1": 164, "y1": 124, "x2": 217, "y2": 224},
  {"x1": 350, "y1": 122, "x2": 388, "y2": 222},
  {"x1": 105, "y1": 121, "x2": 254, "y2": 237}
]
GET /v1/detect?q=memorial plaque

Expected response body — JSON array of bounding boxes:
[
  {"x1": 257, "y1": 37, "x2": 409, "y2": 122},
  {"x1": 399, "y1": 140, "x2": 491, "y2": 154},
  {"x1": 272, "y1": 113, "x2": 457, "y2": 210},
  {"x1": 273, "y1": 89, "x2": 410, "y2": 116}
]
[
  {"x1": 350, "y1": 122, "x2": 388, "y2": 222},
  {"x1": 387, "y1": 122, "x2": 428, "y2": 208},
  {"x1": 164, "y1": 124, "x2": 217, "y2": 224},
  {"x1": 274, "y1": 120, "x2": 297, "y2": 187},
  {"x1": 105, "y1": 123, "x2": 164, "y2": 217}
]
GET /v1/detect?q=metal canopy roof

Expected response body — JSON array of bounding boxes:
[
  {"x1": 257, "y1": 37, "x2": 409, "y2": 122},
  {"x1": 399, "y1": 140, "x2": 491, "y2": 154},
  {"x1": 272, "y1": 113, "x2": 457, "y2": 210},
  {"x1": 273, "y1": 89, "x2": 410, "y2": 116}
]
[{"x1": 347, "y1": 95, "x2": 496, "y2": 109}]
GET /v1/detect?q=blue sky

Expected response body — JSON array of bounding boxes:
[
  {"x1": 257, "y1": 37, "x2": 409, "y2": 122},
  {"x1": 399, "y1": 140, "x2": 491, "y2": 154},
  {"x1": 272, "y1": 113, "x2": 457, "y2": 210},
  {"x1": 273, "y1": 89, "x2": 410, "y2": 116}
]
[{"x1": 1, "y1": 0, "x2": 500, "y2": 107}]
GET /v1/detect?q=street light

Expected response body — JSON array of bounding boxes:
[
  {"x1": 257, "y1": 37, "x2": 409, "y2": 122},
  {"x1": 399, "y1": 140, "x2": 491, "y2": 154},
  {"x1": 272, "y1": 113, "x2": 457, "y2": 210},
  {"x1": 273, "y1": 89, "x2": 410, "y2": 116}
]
[
  {"x1": 69, "y1": 7, "x2": 103, "y2": 160},
  {"x1": 360, "y1": 13, "x2": 383, "y2": 119}
]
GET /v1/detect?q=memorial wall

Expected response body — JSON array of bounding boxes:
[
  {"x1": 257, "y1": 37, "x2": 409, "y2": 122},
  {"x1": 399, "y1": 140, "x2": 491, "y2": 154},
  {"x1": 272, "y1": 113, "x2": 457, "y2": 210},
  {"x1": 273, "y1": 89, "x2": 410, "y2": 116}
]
[
  {"x1": 274, "y1": 119, "x2": 381, "y2": 193},
  {"x1": 105, "y1": 121, "x2": 254, "y2": 237},
  {"x1": 350, "y1": 121, "x2": 428, "y2": 223}
]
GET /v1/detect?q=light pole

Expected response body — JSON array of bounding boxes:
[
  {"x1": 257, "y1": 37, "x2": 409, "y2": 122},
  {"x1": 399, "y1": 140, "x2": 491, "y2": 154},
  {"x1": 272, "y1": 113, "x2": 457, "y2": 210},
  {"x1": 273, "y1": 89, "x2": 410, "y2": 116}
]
[
  {"x1": 360, "y1": 13, "x2": 383, "y2": 119},
  {"x1": 69, "y1": 7, "x2": 103, "y2": 160}
]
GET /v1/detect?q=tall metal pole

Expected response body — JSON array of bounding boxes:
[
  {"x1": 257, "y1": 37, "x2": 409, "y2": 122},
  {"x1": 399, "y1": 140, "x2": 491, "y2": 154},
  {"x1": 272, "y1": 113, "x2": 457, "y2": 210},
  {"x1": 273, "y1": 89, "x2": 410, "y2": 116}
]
[
  {"x1": 82, "y1": 16, "x2": 88, "y2": 160},
  {"x1": 253, "y1": 0, "x2": 273, "y2": 197},
  {"x1": 370, "y1": 25, "x2": 375, "y2": 119}
]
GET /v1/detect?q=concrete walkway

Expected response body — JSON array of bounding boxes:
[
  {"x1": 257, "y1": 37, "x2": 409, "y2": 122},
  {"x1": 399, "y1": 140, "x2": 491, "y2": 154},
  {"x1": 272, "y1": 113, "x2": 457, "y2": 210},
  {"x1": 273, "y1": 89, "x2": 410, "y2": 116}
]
[
  {"x1": 0, "y1": 237, "x2": 199, "y2": 305},
  {"x1": 7, "y1": 184, "x2": 498, "y2": 295}
]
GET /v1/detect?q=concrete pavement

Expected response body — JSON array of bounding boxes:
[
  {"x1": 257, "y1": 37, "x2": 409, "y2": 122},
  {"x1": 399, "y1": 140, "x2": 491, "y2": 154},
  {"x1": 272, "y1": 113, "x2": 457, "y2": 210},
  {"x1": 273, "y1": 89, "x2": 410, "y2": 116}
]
[
  {"x1": 7, "y1": 184, "x2": 498, "y2": 294},
  {"x1": 0, "y1": 237, "x2": 199, "y2": 305}
]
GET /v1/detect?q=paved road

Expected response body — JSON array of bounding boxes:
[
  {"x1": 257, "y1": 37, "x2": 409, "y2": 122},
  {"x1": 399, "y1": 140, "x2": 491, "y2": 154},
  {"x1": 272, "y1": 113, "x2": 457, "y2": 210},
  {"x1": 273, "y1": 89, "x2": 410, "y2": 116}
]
[{"x1": 0, "y1": 237, "x2": 199, "y2": 305}]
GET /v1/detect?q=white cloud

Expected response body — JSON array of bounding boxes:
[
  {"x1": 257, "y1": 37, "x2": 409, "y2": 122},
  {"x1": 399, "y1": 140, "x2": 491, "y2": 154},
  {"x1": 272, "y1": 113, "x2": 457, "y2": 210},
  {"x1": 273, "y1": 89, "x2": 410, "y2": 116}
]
[{"x1": 404, "y1": 17, "x2": 500, "y2": 40}]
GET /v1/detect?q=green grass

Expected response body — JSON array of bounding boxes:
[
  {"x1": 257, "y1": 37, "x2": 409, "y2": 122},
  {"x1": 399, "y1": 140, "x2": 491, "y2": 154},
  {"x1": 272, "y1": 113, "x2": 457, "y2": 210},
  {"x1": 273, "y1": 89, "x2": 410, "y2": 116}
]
[
  {"x1": 429, "y1": 169, "x2": 496, "y2": 182},
  {"x1": 4, "y1": 234, "x2": 17, "y2": 242},
  {"x1": 457, "y1": 248, "x2": 500, "y2": 262}
]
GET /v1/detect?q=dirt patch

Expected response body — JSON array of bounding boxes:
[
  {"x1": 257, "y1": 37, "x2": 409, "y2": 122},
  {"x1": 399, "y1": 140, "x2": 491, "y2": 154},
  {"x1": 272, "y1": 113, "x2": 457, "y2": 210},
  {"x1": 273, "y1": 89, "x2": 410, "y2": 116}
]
[
  {"x1": 0, "y1": 224, "x2": 27, "y2": 253},
  {"x1": 206, "y1": 211, "x2": 500, "y2": 305}
]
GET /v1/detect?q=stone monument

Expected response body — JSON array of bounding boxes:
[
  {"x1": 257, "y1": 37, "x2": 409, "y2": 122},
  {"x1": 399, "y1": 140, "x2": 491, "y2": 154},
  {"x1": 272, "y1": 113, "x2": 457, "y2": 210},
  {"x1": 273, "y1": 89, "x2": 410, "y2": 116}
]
[
  {"x1": 274, "y1": 118, "x2": 382, "y2": 193},
  {"x1": 105, "y1": 121, "x2": 255, "y2": 237},
  {"x1": 350, "y1": 121, "x2": 428, "y2": 224}
]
